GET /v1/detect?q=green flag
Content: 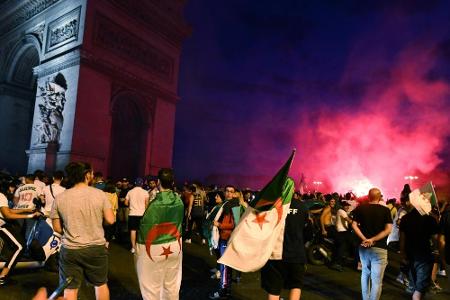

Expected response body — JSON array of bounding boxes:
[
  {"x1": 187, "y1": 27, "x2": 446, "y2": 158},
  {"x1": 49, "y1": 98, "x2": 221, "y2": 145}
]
[
  {"x1": 419, "y1": 182, "x2": 438, "y2": 207},
  {"x1": 249, "y1": 150, "x2": 296, "y2": 212},
  {"x1": 409, "y1": 181, "x2": 438, "y2": 216}
]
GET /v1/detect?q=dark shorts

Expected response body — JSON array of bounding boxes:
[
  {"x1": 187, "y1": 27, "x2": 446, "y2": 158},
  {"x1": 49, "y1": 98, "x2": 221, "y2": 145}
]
[
  {"x1": 128, "y1": 216, "x2": 142, "y2": 231},
  {"x1": 59, "y1": 245, "x2": 108, "y2": 289},
  {"x1": 409, "y1": 258, "x2": 433, "y2": 293},
  {"x1": 261, "y1": 260, "x2": 305, "y2": 295}
]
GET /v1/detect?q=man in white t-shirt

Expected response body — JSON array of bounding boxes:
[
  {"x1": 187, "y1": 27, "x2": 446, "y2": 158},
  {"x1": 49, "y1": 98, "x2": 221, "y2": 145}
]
[
  {"x1": 42, "y1": 170, "x2": 66, "y2": 217},
  {"x1": 14, "y1": 174, "x2": 44, "y2": 241},
  {"x1": 125, "y1": 178, "x2": 149, "y2": 253},
  {"x1": 0, "y1": 192, "x2": 40, "y2": 285},
  {"x1": 331, "y1": 201, "x2": 353, "y2": 272},
  {"x1": 14, "y1": 174, "x2": 42, "y2": 209}
]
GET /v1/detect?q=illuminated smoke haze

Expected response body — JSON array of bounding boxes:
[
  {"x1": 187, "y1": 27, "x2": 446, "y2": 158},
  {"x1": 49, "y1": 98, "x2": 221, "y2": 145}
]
[
  {"x1": 293, "y1": 43, "x2": 450, "y2": 196},
  {"x1": 176, "y1": 1, "x2": 450, "y2": 197}
]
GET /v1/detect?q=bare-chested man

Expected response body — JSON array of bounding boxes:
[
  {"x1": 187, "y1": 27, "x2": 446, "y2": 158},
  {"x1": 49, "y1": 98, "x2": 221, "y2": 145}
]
[{"x1": 320, "y1": 198, "x2": 336, "y2": 237}]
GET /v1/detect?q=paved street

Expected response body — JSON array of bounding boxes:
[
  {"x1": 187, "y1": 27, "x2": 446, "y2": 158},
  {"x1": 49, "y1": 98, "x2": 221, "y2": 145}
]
[{"x1": 0, "y1": 239, "x2": 449, "y2": 299}]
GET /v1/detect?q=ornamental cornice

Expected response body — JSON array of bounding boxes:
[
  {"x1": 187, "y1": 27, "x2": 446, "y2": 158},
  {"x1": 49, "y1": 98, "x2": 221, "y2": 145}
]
[
  {"x1": 0, "y1": 0, "x2": 62, "y2": 37},
  {"x1": 34, "y1": 50, "x2": 80, "y2": 77},
  {"x1": 106, "y1": 0, "x2": 191, "y2": 48},
  {"x1": 93, "y1": 14, "x2": 174, "y2": 83},
  {"x1": 80, "y1": 49, "x2": 178, "y2": 104}
]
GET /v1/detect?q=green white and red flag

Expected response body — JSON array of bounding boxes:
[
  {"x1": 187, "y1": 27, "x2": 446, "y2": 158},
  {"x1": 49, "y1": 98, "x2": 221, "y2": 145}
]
[
  {"x1": 218, "y1": 150, "x2": 295, "y2": 272},
  {"x1": 409, "y1": 181, "x2": 438, "y2": 216},
  {"x1": 137, "y1": 190, "x2": 184, "y2": 262}
]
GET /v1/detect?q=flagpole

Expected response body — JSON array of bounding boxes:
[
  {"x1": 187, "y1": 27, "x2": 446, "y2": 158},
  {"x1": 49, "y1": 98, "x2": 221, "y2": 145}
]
[{"x1": 431, "y1": 181, "x2": 441, "y2": 219}]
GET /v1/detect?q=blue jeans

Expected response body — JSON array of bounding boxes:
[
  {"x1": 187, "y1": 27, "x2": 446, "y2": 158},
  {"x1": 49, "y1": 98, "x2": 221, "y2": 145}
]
[
  {"x1": 359, "y1": 247, "x2": 388, "y2": 300},
  {"x1": 408, "y1": 257, "x2": 433, "y2": 293}
]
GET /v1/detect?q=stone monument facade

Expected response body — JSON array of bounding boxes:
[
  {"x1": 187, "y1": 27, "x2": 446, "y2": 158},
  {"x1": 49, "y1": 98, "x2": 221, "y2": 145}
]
[{"x1": 0, "y1": 0, "x2": 190, "y2": 179}]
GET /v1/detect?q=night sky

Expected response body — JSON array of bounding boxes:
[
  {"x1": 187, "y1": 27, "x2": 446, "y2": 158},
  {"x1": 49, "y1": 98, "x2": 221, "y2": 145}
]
[{"x1": 174, "y1": 0, "x2": 450, "y2": 195}]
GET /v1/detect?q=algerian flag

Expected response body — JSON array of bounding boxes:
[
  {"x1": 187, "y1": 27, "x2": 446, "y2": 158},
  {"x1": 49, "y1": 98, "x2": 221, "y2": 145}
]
[
  {"x1": 218, "y1": 150, "x2": 295, "y2": 272},
  {"x1": 409, "y1": 182, "x2": 438, "y2": 216},
  {"x1": 137, "y1": 190, "x2": 184, "y2": 262}
]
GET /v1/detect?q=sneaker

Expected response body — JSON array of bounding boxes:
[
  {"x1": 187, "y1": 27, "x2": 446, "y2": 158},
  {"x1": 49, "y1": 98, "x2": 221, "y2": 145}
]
[
  {"x1": 208, "y1": 289, "x2": 229, "y2": 299},
  {"x1": 202, "y1": 239, "x2": 206, "y2": 245},
  {"x1": 210, "y1": 270, "x2": 221, "y2": 279},
  {"x1": 430, "y1": 281, "x2": 442, "y2": 293},
  {"x1": 0, "y1": 277, "x2": 8, "y2": 286},
  {"x1": 130, "y1": 248, "x2": 135, "y2": 254},
  {"x1": 185, "y1": 239, "x2": 191, "y2": 244},
  {"x1": 437, "y1": 269, "x2": 446, "y2": 277},
  {"x1": 396, "y1": 273, "x2": 408, "y2": 286},
  {"x1": 405, "y1": 286, "x2": 414, "y2": 295}
]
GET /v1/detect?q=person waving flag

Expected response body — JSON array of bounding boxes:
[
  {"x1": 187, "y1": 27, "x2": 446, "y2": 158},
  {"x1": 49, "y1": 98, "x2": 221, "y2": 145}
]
[{"x1": 218, "y1": 150, "x2": 296, "y2": 272}]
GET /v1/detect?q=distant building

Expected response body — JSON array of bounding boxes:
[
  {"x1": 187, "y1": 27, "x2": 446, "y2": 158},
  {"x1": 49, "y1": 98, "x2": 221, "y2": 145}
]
[{"x1": 0, "y1": 0, "x2": 190, "y2": 178}]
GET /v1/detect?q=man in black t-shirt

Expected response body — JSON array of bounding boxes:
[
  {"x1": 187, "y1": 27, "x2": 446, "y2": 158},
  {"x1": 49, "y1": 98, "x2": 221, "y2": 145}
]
[
  {"x1": 400, "y1": 208, "x2": 438, "y2": 298},
  {"x1": 439, "y1": 204, "x2": 450, "y2": 291},
  {"x1": 352, "y1": 188, "x2": 392, "y2": 300},
  {"x1": 261, "y1": 192, "x2": 309, "y2": 300}
]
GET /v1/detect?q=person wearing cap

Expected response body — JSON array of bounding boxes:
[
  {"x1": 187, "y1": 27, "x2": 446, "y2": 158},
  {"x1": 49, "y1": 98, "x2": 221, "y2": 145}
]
[
  {"x1": 331, "y1": 201, "x2": 353, "y2": 272},
  {"x1": 125, "y1": 178, "x2": 149, "y2": 253}
]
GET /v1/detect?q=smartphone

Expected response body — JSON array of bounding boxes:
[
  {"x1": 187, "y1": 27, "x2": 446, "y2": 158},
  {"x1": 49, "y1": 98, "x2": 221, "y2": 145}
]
[{"x1": 48, "y1": 276, "x2": 73, "y2": 300}]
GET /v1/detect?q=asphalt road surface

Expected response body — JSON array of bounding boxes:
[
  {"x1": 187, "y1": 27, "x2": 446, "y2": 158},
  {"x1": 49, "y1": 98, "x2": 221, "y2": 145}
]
[{"x1": 0, "y1": 239, "x2": 449, "y2": 299}]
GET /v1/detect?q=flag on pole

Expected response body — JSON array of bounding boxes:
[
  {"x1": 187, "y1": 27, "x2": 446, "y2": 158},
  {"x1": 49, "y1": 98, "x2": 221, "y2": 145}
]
[
  {"x1": 218, "y1": 150, "x2": 295, "y2": 272},
  {"x1": 409, "y1": 181, "x2": 438, "y2": 216}
]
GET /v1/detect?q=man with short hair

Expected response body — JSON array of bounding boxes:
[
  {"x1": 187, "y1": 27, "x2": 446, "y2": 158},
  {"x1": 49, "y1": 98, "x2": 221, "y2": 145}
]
[
  {"x1": 210, "y1": 185, "x2": 240, "y2": 299},
  {"x1": 439, "y1": 200, "x2": 450, "y2": 292},
  {"x1": 51, "y1": 162, "x2": 114, "y2": 300},
  {"x1": 352, "y1": 188, "x2": 392, "y2": 300},
  {"x1": 125, "y1": 178, "x2": 149, "y2": 253},
  {"x1": 42, "y1": 170, "x2": 65, "y2": 217},
  {"x1": 14, "y1": 174, "x2": 43, "y2": 241},
  {"x1": 93, "y1": 172, "x2": 106, "y2": 191},
  {"x1": 14, "y1": 174, "x2": 41, "y2": 209},
  {"x1": 400, "y1": 207, "x2": 439, "y2": 299},
  {"x1": 135, "y1": 168, "x2": 184, "y2": 300},
  {"x1": 320, "y1": 198, "x2": 336, "y2": 238},
  {"x1": 33, "y1": 170, "x2": 46, "y2": 197},
  {"x1": 261, "y1": 181, "x2": 309, "y2": 300},
  {"x1": 331, "y1": 201, "x2": 353, "y2": 272},
  {"x1": 147, "y1": 178, "x2": 158, "y2": 203},
  {"x1": 117, "y1": 178, "x2": 130, "y2": 235}
]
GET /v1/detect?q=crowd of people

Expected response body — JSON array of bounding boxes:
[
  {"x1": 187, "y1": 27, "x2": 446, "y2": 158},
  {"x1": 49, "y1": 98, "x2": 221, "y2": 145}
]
[{"x1": 0, "y1": 165, "x2": 449, "y2": 300}]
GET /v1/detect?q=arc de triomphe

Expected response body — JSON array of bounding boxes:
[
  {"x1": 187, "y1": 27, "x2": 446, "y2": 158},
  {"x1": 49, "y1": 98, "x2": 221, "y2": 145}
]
[{"x1": 0, "y1": 0, "x2": 190, "y2": 179}]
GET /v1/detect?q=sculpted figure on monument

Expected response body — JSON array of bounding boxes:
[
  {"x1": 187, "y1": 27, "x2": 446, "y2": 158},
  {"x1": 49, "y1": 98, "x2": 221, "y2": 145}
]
[{"x1": 34, "y1": 73, "x2": 67, "y2": 144}]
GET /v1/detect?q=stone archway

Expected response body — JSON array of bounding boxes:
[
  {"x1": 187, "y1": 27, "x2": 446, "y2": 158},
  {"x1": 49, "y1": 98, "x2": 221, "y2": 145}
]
[
  {"x1": 109, "y1": 92, "x2": 149, "y2": 180},
  {"x1": 0, "y1": 44, "x2": 40, "y2": 173}
]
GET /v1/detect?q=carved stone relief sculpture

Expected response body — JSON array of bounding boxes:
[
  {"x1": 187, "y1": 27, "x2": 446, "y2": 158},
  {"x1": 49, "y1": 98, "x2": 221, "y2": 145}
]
[{"x1": 34, "y1": 72, "x2": 67, "y2": 144}]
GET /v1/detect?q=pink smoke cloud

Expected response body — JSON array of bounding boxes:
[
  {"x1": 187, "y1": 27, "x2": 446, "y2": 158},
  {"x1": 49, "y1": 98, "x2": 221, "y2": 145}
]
[{"x1": 294, "y1": 43, "x2": 450, "y2": 197}]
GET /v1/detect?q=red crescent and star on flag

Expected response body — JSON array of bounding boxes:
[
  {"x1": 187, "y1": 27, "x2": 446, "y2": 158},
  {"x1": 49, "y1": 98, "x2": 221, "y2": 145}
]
[
  {"x1": 252, "y1": 197, "x2": 283, "y2": 229},
  {"x1": 145, "y1": 222, "x2": 181, "y2": 261}
]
